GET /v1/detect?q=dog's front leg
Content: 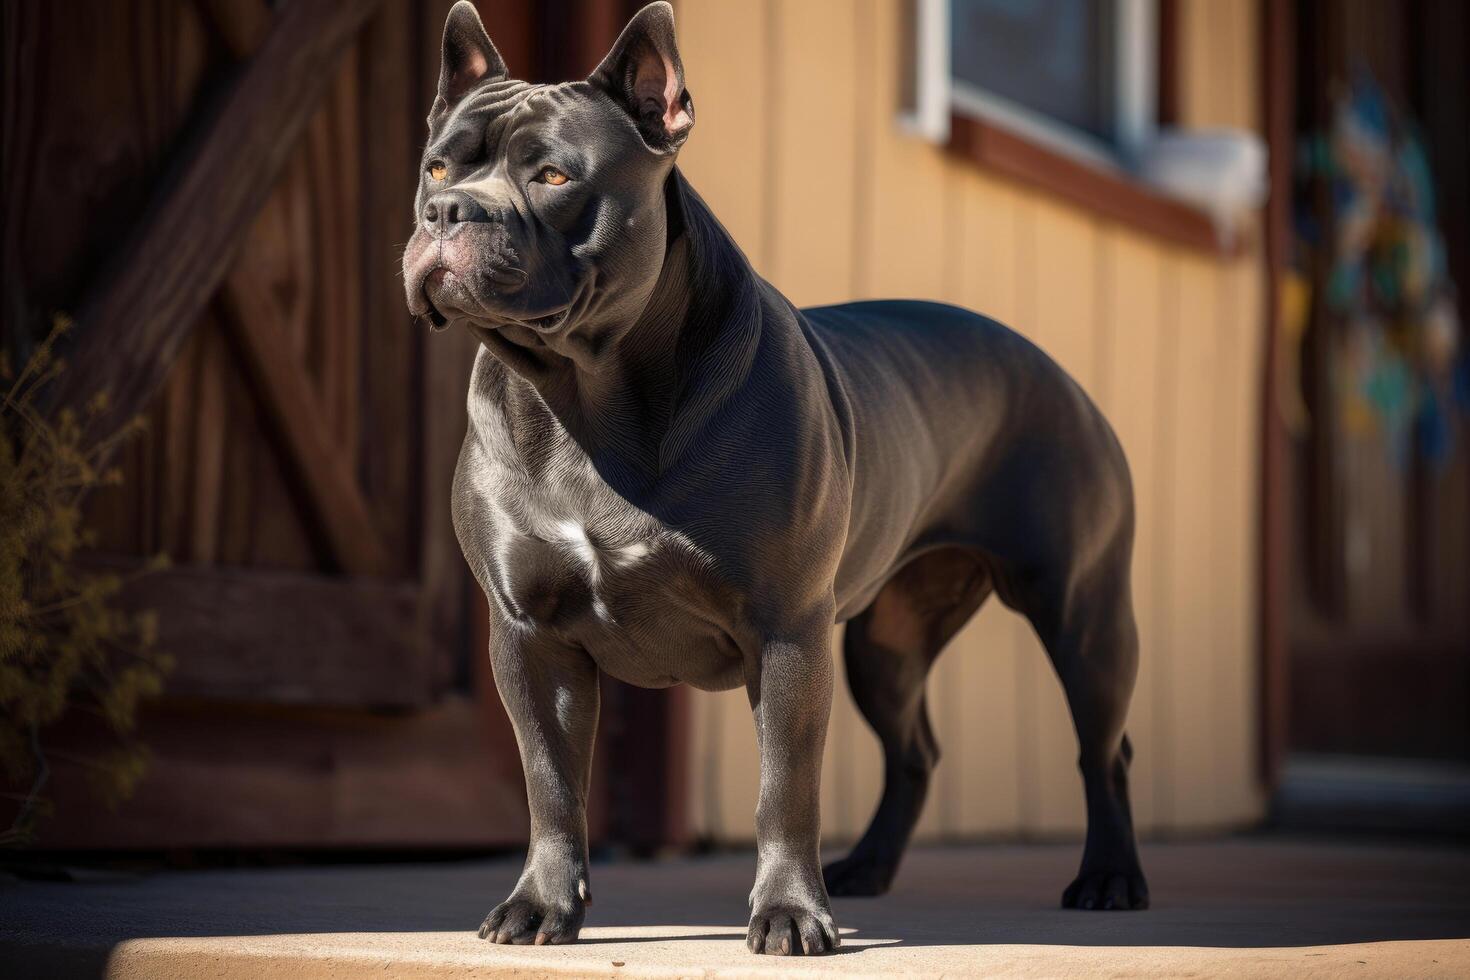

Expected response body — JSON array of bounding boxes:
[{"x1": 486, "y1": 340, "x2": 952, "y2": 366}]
[
  {"x1": 479, "y1": 620, "x2": 599, "y2": 946},
  {"x1": 745, "y1": 616, "x2": 841, "y2": 955}
]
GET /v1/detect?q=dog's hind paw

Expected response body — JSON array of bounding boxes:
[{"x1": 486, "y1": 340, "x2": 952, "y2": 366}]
[
  {"x1": 1062, "y1": 869, "x2": 1149, "y2": 910},
  {"x1": 822, "y1": 854, "x2": 896, "y2": 897}
]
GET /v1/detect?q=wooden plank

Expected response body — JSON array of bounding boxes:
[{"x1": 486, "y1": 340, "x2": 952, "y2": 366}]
[
  {"x1": 1096, "y1": 228, "x2": 1169, "y2": 834},
  {"x1": 935, "y1": 168, "x2": 1027, "y2": 840},
  {"x1": 187, "y1": 322, "x2": 230, "y2": 563},
  {"x1": 158, "y1": 332, "x2": 202, "y2": 559},
  {"x1": 1148, "y1": 265, "x2": 1183, "y2": 827},
  {"x1": 197, "y1": 0, "x2": 272, "y2": 59},
  {"x1": 1021, "y1": 195, "x2": 1102, "y2": 837},
  {"x1": 218, "y1": 265, "x2": 393, "y2": 577},
  {"x1": 3, "y1": 1, "x2": 210, "y2": 362},
  {"x1": 1213, "y1": 255, "x2": 1264, "y2": 824},
  {"x1": 1163, "y1": 253, "x2": 1220, "y2": 828},
  {"x1": 765, "y1": 0, "x2": 860, "y2": 307},
  {"x1": 106, "y1": 560, "x2": 429, "y2": 707},
  {"x1": 218, "y1": 365, "x2": 258, "y2": 564},
  {"x1": 1175, "y1": 0, "x2": 1214, "y2": 127},
  {"x1": 676, "y1": 0, "x2": 773, "y2": 265},
  {"x1": 1257, "y1": 0, "x2": 1295, "y2": 791},
  {"x1": 36, "y1": 696, "x2": 526, "y2": 848},
  {"x1": 861, "y1": 0, "x2": 948, "y2": 302},
  {"x1": 361, "y1": 0, "x2": 424, "y2": 574},
  {"x1": 47, "y1": 0, "x2": 381, "y2": 453},
  {"x1": 306, "y1": 47, "x2": 365, "y2": 456}
]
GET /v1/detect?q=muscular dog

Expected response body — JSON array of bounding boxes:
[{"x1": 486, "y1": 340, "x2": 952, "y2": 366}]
[{"x1": 403, "y1": 1, "x2": 1148, "y2": 955}]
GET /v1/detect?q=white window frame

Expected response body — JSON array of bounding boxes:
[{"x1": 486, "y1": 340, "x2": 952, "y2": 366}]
[{"x1": 903, "y1": 0, "x2": 1159, "y2": 172}]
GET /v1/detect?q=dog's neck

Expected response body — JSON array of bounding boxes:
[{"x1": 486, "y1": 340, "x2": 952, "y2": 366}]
[{"x1": 473, "y1": 170, "x2": 765, "y2": 489}]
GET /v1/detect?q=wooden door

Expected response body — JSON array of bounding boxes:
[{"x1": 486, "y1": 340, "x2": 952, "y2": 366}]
[
  {"x1": 1286, "y1": 0, "x2": 1470, "y2": 763},
  {"x1": 5, "y1": 0, "x2": 688, "y2": 851},
  {"x1": 2, "y1": 0, "x2": 544, "y2": 848}
]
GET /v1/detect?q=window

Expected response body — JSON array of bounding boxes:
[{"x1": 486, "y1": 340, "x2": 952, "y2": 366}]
[{"x1": 906, "y1": 0, "x2": 1158, "y2": 167}]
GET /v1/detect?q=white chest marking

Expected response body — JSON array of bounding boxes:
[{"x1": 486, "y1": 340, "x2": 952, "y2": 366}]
[
  {"x1": 552, "y1": 520, "x2": 653, "y2": 575},
  {"x1": 555, "y1": 520, "x2": 600, "y2": 574},
  {"x1": 550, "y1": 520, "x2": 653, "y2": 625}
]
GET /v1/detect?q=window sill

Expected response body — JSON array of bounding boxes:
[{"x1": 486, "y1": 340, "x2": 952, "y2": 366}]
[{"x1": 946, "y1": 112, "x2": 1245, "y2": 258}]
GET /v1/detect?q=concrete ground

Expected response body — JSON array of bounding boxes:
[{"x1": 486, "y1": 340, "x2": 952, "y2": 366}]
[{"x1": 3, "y1": 837, "x2": 1468, "y2": 979}]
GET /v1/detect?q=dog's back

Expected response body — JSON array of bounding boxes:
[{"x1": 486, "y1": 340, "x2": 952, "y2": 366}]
[{"x1": 800, "y1": 299, "x2": 1133, "y2": 621}]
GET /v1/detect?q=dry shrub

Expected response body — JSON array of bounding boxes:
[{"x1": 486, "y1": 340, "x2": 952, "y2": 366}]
[{"x1": 0, "y1": 319, "x2": 171, "y2": 846}]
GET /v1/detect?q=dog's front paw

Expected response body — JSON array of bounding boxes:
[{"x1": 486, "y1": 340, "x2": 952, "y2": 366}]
[
  {"x1": 478, "y1": 890, "x2": 586, "y2": 945},
  {"x1": 746, "y1": 903, "x2": 840, "y2": 955}
]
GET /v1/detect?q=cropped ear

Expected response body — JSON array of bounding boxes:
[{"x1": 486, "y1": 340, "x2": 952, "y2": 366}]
[
  {"x1": 431, "y1": 1, "x2": 509, "y2": 122},
  {"x1": 589, "y1": 2, "x2": 694, "y2": 152}
]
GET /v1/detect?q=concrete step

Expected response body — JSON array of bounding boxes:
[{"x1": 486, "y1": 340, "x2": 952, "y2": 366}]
[{"x1": 4, "y1": 839, "x2": 1468, "y2": 978}]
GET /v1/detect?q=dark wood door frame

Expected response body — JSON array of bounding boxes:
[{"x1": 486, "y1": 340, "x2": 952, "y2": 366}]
[{"x1": 1259, "y1": 0, "x2": 1296, "y2": 791}]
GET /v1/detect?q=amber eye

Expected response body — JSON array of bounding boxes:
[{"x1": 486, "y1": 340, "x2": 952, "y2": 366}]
[
  {"x1": 540, "y1": 166, "x2": 569, "y2": 186},
  {"x1": 428, "y1": 162, "x2": 447, "y2": 181}
]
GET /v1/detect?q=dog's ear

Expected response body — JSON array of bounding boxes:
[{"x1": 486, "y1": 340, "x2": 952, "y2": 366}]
[
  {"x1": 589, "y1": 2, "x2": 694, "y2": 153},
  {"x1": 431, "y1": 1, "x2": 509, "y2": 124}
]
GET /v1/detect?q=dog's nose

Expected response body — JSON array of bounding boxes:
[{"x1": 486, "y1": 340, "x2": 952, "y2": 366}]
[{"x1": 422, "y1": 190, "x2": 486, "y2": 238}]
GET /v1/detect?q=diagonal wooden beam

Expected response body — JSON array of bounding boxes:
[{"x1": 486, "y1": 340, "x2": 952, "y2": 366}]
[
  {"x1": 218, "y1": 265, "x2": 393, "y2": 578},
  {"x1": 47, "y1": 0, "x2": 380, "y2": 442}
]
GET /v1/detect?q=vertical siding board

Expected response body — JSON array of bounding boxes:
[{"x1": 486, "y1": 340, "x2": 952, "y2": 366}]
[
  {"x1": 1215, "y1": 257, "x2": 1265, "y2": 824},
  {"x1": 676, "y1": 0, "x2": 771, "y2": 263},
  {"x1": 1164, "y1": 254, "x2": 1221, "y2": 828},
  {"x1": 912, "y1": 162, "x2": 975, "y2": 842},
  {"x1": 1022, "y1": 196, "x2": 1105, "y2": 836},
  {"x1": 1149, "y1": 267, "x2": 1181, "y2": 829},
  {"x1": 1177, "y1": 0, "x2": 1214, "y2": 127},
  {"x1": 766, "y1": 0, "x2": 860, "y2": 307},
  {"x1": 861, "y1": 0, "x2": 949, "y2": 301},
  {"x1": 930, "y1": 169, "x2": 1027, "y2": 840},
  {"x1": 1009, "y1": 202, "x2": 1042, "y2": 833},
  {"x1": 1097, "y1": 228, "x2": 1167, "y2": 834}
]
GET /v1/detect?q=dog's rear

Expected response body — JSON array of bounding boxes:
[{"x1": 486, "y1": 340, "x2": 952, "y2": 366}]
[{"x1": 798, "y1": 298, "x2": 1147, "y2": 908}]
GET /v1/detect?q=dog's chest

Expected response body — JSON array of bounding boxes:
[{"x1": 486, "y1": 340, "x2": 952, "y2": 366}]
[{"x1": 454, "y1": 417, "x2": 741, "y2": 689}]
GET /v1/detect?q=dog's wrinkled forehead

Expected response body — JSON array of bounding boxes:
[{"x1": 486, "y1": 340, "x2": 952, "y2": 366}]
[
  {"x1": 428, "y1": 78, "x2": 543, "y2": 154},
  {"x1": 428, "y1": 1, "x2": 693, "y2": 161}
]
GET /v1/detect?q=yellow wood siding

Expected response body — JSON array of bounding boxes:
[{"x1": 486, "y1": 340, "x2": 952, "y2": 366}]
[{"x1": 677, "y1": 0, "x2": 1266, "y2": 842}]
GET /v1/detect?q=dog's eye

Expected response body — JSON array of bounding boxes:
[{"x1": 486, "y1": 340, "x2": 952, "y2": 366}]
[
  {"x1": 427, "y1": 161, "x2": 447, "y2": 181},
  {"x1": 539, "y1": 166, "x2": 569, "y2": 186}
]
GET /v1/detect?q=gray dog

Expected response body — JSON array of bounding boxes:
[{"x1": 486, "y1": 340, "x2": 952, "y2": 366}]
[{"x1": 403, "y1": 1, "x2": 1148, "y2": 956}]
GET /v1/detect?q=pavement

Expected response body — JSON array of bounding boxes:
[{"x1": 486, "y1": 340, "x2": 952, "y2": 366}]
[{"x1": 3, "y1": 837, "x2": 1468, "y2": 978}]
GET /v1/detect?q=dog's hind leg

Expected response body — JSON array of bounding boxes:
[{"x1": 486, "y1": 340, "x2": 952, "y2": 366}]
[
  {"x1": 1021, "y1": 551, "x2": 1149, "y2": 911},
  {"x1": 822, "y1": 548, "x2": 992, "y2": 897}
]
